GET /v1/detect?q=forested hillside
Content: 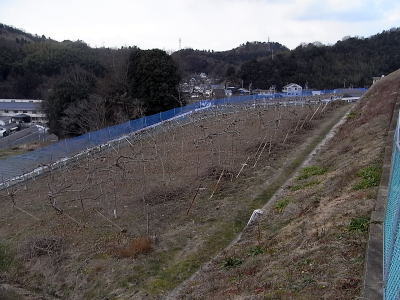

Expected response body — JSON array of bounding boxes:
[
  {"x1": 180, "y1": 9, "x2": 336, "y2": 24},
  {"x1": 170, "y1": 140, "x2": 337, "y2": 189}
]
[
  {"x1": 238, "y1": 28, "x2": 400, "y2": 89},
  {"x1": 171, "y1": 41, "x2": 288, "y2": 77},
  {"x1": 173, "y1": 28, "x2": 400, "y2": 90},
  {"x1": 0, "y1": 24, "x2": 181, "y2": 137},
  {"x1": 1, "y1": 23, "x2": 400, "y2": 136}
]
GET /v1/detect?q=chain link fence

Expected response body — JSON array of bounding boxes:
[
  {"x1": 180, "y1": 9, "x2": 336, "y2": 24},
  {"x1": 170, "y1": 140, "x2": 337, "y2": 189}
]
[{"x1": 384, "y1": 111, "x2": 400, "y2": 299}]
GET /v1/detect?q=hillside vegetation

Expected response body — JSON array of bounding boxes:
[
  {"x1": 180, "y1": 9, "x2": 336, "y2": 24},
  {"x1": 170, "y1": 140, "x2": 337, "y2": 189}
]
[
  {"x1": 174, "y1": 28, "x2": 400, "y2": 90},
  {"x1": 171, "y1": 41, "x2": 288, "y2": 77},
  {"x1": 0, "y1": 24, "x2": 182, "y2": 138},
  {"x1": 2, "y1": 23, "x2": 400, "y2": 137}
]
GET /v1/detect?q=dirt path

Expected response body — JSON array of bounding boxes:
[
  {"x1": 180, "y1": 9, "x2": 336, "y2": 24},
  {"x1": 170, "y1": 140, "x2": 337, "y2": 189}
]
[{"x1": 167, "y1": 103, "x2": 353, "y2": 299}]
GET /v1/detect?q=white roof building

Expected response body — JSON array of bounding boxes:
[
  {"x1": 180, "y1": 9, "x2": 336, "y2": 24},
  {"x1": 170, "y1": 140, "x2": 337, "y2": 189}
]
[
  {"x1": 282, "y1": 83, "x2": 302, "y2": 95},
  {"x1": 0, "y1": 99, "x2": 46, "y2": 123}
]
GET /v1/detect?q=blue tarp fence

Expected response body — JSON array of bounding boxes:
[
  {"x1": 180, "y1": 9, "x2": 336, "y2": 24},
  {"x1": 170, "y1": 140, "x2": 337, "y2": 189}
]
[{"x1": 0, "y1": 88, "x2": 367, "y2": 185}]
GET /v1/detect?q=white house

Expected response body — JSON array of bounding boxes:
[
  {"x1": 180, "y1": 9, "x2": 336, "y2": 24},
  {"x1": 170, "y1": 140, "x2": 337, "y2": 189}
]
[
  {"x1": 372, "y1": 75, "x2": 385, "y2": 85},
  {"x1": 0, "y1": 116, "x2": 12, "y2": 126},
  {"x1": 282, "y1": 83, "x2": 302, "y2": 95},
  {"x1": 0, "y1": 99, "x2": 47, "y2": 123}
]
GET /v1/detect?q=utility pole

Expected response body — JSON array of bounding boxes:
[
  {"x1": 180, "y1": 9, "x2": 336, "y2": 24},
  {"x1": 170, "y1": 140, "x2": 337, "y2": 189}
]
[{"x1": 179, "y1": 38, "x2": 182, "y2": 50}]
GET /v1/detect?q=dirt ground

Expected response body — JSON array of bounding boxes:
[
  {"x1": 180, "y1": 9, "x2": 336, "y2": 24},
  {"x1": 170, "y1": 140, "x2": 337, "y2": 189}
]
[
  {"x1": 171, "y1": 71, "x2": 400, "y2": 299},
  {"x1": 0, "y1": 100, "x2": 349, "y2": 299}
]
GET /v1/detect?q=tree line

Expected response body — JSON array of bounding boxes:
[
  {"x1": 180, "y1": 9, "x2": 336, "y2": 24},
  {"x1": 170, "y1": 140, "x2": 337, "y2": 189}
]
[
  {"x1": 1, "y1": 23, "x2": 400, "y2": 137},
  {"x1": 0, "y1": 24, "x2": 182, "y2": 137}
]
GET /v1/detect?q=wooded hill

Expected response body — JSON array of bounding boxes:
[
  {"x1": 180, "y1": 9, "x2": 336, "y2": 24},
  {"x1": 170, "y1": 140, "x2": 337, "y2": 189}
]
[
  {"x1": 173, "y1": 28, "x2": 400, "y2": 90},
  {"x1": 0, "y1": 24, "x2": 181, "y2": 137},
  {"x1": 1, "y1": 23, "x2": 400, "y2": 136},
  {"x1": 171, "y1": 41, "x2": 288, "y2": 77}
]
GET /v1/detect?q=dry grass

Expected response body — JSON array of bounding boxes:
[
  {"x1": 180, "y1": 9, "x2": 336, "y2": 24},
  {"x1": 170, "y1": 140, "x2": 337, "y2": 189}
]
[
  {"x1": 0, "y1": 141, "x2": 53, "y2": 159},
  {"x1": 172, "y1": 69, "x2": 400, "y2": 299}
]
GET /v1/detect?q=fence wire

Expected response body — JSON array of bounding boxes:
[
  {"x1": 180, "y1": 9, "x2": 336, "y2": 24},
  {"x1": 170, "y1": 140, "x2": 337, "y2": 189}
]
[{"x1": 384, "y1": 111, "x2": 400, "y2": 299}]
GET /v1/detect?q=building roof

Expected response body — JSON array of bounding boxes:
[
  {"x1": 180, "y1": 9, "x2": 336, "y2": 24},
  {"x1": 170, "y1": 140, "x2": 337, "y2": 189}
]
[
  {"x1": 1, "y1": 123, "x2": 19, "y2": 130},
  {"x1": 283, "y1": 83, "x2": 302, "y2": 89},
  {"x1": 0, "y1": 102, "x2": 43, "y2": 111}
]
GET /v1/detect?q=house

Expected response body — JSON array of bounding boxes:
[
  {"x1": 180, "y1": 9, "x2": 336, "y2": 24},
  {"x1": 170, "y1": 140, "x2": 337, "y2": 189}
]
[
  {"x1": 267, "y1": 85, "x2": 276, "y2": 94},
  {"x1": 282, "y1": 83, "x2": 302, "y2": 95},
  {"x1": 0, "y1": 116, "x2": 12, "y2": 126},
  {"x1": 12, "y1": 114, "x2": 32, "y2": 124},
  {"x1": 238, "y1": 88, "x2": 250, "y2": 95},
  {"x1": 212, "y1": 88, "x2": 228, "y2": 99},
  {"x1": 372, "y1": 75, "x2": 385, "y2": 85},
  {"x1": 0, "y1": 99, "x2": 46, "y2": 123}
]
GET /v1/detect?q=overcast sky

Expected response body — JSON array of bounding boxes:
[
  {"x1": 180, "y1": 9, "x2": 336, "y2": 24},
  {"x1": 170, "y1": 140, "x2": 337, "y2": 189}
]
[{"x1": 1, "y1": 0, "x2": 399, "y2": 51}]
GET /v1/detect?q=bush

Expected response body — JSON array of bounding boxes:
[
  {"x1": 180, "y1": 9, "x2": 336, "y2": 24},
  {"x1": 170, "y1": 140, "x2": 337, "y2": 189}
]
[
  {"x1": 115, "y1": 237, "x2": 153, "y2": 258},
  {"x1": 347, "y1": 111, "x2": 358, "y2": 119},
  {"x1": 0, "y1": 242, "x2": 13, "y2": 272},
  {"x1": 290, "y1": 180, "x2": 321, "y2": 191},
  {"x1": 297, "y1": 166, "x2": 327, "y2": 180},
  {"x1": 222, "y1": 256, "x2": 243, "y2": 269},
  {"x1": 348, "y1": 217, "x2": 370, "y2": 232},
  {"x1": 274, "y1": 198, "x2": 291, "y2": 213},
  {"x1": 353, "y1": 165, "x2": 381, "y2": 190},
  {"x1": 25, "y1": 236, "x2": 64, "y2": 259},
  {"x1": 248, "y1": 246, "x2": 265, "y2": 256}
]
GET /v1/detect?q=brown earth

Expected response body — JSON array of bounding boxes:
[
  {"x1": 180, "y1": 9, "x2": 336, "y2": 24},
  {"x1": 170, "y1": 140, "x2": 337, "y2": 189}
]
[{"x1": 171, "y1": 70, "x2": 400, "y2": 299}]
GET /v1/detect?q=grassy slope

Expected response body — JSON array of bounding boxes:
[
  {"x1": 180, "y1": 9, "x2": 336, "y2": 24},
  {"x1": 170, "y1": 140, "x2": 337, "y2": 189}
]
[{"x1": 173, "y1": 70, "x2": 400, "y2": 299}]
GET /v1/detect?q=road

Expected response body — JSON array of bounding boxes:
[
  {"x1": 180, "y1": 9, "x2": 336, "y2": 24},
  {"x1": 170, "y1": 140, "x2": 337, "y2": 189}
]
[{"x1": 0, "y1": 125, "x2": 57, "y2": 150}]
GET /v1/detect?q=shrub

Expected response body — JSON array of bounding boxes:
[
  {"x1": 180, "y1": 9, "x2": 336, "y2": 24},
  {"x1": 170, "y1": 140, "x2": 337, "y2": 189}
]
[
  {"x1": 347, "y1": 111, "x2": 358, "y2": 119},
  {"x1": 222, "y1": 256, "x2": 243, "y2": 269},
  {"x1": 274, "y1": 197, "x2": 291, "y2": 213},
  {"x1": 297, "y1": 166, "x2": 327, "y2": 180},
  {"x1": 115, "y1": 236, "x2": 153, "y2": 258},
  {"x1": 353, "y1": 165, "x2": 381, "y2": 190},
  {"x1": 0, "y1": 242, "x2": 13, "y2": 272},
  {"x1": 348, "y1": 217, "x2": 370, "y2": 232},
  {"x1": 25, "y1": 236, "x2": 64, "y2": 259},
  {"x1": 290, "y1": 180, "x2": 321, "y2": 191},
  {"x1": 248, "y1": 246, "x2": 265, "y2": 256}
]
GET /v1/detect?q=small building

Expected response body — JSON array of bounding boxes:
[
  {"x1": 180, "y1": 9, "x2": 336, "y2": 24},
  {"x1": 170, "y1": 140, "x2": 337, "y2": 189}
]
[
  {"x1": 0, "y1": 99, "x2": 46, "y2": 123},
  {"x1": 1, "y1": 122, "x2": 19, "y2": 135},
  {"x1": 12, "y1": 114, "x2": 32, "y2": 124},
  {"x1": 238, "y1": 88, "x2": 250, "y2": 95},
  {"x1": 267, "y1": 85, "x2": 276, "y2": 94},
  {"x1": 282, "y1": 83, "x2": 302, "y2": 95},
  {"x1": 0, "y1": 116, "x2": 12, "y2": 126},
  {"x1": 212, "y1": 88, "x2": 227, "y2": 99},
  {"x1": 372, "y1": 75, "x2": 385, "y2": 85}
]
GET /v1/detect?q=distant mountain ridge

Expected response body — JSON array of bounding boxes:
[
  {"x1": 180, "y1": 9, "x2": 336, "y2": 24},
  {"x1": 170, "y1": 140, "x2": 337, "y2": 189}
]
[
  {"x1": 0, "y1": 23, "x2": 44, "y2": 43},
  {"x1": 1, "y1": 23, "x2": 400, "y2": 94},
  {"x1": 172, "y1": 41, "x2": 288, "y2": 77},
  {"x1": 238, "y1": 28, "x2": 400, "y2": 89}
]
